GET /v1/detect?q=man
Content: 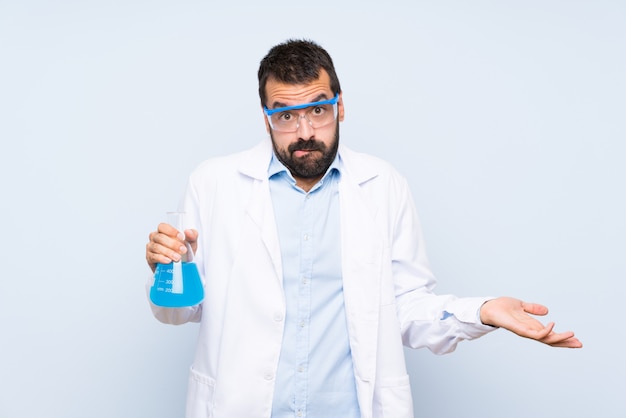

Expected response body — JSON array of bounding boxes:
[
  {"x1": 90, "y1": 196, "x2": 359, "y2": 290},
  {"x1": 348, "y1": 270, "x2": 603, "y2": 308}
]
[{"x1": 145, "y1": 39, "x2": 582, "y2": 418}]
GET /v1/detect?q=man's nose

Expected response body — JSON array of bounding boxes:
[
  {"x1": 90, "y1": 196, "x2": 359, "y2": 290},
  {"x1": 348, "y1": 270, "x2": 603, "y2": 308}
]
[{"x1": 296, "y1": 114, "x2": 315, "y2": 139}]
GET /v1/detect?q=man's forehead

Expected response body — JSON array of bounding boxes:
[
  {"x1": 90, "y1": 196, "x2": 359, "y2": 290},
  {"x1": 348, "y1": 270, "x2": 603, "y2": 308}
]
[{"x1": 265, "y1": 70, "x2": 332, "y2": 106}]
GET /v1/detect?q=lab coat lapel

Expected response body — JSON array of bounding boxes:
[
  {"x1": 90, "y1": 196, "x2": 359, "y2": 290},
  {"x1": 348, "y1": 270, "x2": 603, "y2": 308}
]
[
  {"x1": 238, "y1": 140, "x2": 284, "y2": 286},
  {"x1": 338, "y1": 146, "x2": 383, "y2": 413}
]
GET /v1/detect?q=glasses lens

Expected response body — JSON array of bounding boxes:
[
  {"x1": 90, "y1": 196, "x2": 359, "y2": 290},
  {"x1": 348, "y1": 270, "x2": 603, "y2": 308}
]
[
  {"x1": 269, "y1": 111, "x2": 297, "y2": 132},
  {"x1": 308, "y1": 104, "x2": 336, "y2": 128}
]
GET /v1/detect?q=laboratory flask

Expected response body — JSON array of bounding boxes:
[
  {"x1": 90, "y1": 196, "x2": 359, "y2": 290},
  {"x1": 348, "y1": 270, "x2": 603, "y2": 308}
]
[{"x1": 150, "y1": 211, "x2": 204, "y2": 307}]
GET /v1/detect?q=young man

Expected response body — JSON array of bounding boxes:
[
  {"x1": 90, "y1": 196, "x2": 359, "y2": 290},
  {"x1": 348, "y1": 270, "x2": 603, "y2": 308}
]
[{"x1": 145, "y1": 39, "x2": 582, "y2": 418}]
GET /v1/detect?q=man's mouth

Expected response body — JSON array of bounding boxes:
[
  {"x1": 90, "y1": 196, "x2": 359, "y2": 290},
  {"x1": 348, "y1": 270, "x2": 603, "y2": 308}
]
[{"x1": 293, "y1": 149, "x2": 317, "y2": 158}]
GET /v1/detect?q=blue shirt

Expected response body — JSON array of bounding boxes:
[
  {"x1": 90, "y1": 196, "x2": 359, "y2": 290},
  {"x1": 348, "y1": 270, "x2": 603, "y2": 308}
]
[{"x1": 268, "y1": 153, "x2": 360, "y2": 418}]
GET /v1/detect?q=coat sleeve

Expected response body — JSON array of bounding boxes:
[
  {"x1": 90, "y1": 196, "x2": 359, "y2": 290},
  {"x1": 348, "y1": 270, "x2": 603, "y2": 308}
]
[{"x1": 390, "y1": 176, "x2": 496, "y2": 354}]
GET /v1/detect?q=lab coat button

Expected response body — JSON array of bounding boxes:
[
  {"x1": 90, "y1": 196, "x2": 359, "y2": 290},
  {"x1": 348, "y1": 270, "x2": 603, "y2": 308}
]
[
  {"x1": 273, "y1": 313, "x2": 283, "y2": 322},
  {"x1": 264, "y1": 373, "x2": 274, "y2": 380}
]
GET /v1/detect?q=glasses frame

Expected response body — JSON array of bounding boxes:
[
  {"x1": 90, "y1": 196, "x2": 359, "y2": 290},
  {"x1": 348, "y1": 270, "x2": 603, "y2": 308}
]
[{"x1": 263, "y1": 93, "x2": 340, "y2": 132}]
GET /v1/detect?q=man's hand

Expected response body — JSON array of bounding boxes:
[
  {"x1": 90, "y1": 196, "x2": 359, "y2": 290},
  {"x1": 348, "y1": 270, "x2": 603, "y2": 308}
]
[
  {"x1": 480, "y1": 297, "x2": 583, "y2": 348},
  {"x1": 146, "y1": 223, "x2": 199, "y2": 273}
]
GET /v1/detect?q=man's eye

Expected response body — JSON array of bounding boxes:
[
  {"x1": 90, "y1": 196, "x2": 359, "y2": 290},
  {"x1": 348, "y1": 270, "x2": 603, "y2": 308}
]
[
  {"x1": 278, "y1": 112, "x2": 293, "y2": 121},
  {"x1": 312, "y1": 106, "x2": 324, "y2": 115}
]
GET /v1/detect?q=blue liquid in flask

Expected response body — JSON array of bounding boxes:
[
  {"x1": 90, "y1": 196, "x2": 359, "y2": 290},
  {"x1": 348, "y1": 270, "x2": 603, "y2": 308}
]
[{"x1": 150, "y1": 261, "x2": 204, "y2": 307}]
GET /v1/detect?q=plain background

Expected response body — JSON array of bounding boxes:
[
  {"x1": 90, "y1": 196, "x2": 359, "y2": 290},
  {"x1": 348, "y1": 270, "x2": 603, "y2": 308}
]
[{"x1": 1, "y1": 1, "x2": 624, "y2": 417}]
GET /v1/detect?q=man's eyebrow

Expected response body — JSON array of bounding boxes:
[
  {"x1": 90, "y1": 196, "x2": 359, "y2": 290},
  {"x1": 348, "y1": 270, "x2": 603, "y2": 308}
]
[{"x1": 270, "y1": 93, "x2": 330, "y2": 110}]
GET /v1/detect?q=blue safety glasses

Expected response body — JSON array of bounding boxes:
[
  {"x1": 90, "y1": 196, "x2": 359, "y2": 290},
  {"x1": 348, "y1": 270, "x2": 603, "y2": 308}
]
[{"x1": 264, "y1": 93, "x2": 339, "y2": 132}]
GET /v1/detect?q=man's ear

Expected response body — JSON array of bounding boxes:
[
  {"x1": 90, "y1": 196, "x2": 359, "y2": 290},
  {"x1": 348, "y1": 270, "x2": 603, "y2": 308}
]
[{"x1": 337, "y1": 92, "x2": 345, "y2": 122}]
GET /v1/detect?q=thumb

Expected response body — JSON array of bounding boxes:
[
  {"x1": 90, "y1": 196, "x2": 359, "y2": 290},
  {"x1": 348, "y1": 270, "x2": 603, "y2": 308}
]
[
  {"x1": 184, "y1": 229, "x2": 199, "y2": 254},
  {"x1": 522, "y1": 302, "x2": 549, "y2": 316}
]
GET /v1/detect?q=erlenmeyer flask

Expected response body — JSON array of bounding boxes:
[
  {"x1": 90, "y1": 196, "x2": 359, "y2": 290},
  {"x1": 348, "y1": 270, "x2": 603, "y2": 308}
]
[{"x1": 150, "y1": 211, "x2": 204, "y2": 307}]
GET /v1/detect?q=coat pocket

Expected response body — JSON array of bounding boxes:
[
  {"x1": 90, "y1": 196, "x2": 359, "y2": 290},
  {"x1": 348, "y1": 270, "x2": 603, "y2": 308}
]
[
  {"x1": 185, "y1": 367, "x2": 216, "y2": 418},
  {"x1": 373, "y1": 374, "x2": 414, "y2": 418}
]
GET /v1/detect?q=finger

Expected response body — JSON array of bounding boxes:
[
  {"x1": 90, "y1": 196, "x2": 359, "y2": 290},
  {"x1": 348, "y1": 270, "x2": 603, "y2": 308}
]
[
  {"x1": 522, "y1": 302, "x2": 549, "y2": 316},
  {"x1": 509, "y1": 320, "x2": 554, "y2": 342},
  {"x1": 540, "y1": 330, "x2": 582, "y2": 348},
  {"x1": 146, "y1": 240, "x2": 181, "y2": 263},
  {"x1": 147, "y1": 231, "x2": 186, "y2": 261},
  {"x1": 529, "y1": 321, "x2": 555, "y2": 341},
  {"x1": 146, "y1": 246, "x2": 177, "y2": 267},
  {"x1": 184, "y1": 228, "x2": 198, "y2": 242},
  {"x1": 146, "y1": 242, "x2": 175, "y2": 273},
  {"x1": 151, "y1": 228, "x2": 187, "y2": 251},
  {"x1": 545, "y1": 335, "x2": 583, "y2": 348},
  {"x1": 549, "y1": 337, "x2": 583, "y2": 349},
  {"x1": 158, "y1": 222, "x2": 184, "y2": 240}
]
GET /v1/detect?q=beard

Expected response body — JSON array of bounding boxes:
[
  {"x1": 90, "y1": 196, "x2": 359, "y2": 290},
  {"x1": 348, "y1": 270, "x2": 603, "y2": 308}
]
[{"x1": 271, "y1": 121, "x2": 340, "y2": 179}]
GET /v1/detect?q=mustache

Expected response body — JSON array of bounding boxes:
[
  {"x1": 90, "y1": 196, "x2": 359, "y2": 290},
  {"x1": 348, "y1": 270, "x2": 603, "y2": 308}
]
[{"x1": 288, "y1": 139, "x2": 326, "y2": 153}]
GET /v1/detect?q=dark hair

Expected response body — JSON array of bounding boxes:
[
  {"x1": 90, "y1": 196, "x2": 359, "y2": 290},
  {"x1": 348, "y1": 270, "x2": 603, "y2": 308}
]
[{"x1": 258, "y1": 39, "x2": 342, "y2": 107}]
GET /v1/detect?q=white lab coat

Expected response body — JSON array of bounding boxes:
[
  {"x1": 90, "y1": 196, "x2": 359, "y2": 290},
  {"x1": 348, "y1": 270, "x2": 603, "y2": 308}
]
[{"x1": 149, "y1": 139, "x2": 495, "y2": 418}]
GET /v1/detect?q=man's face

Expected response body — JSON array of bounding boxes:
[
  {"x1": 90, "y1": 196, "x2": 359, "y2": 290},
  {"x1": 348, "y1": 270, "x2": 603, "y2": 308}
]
[{"x1": 264, "y1": 70, "x2": 345, "y2": 182}]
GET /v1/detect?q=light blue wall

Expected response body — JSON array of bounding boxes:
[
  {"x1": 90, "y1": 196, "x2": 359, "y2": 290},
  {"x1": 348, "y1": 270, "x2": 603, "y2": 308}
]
[{"x1": 1, "y1": 1, "x2": 623, "y2": 417}]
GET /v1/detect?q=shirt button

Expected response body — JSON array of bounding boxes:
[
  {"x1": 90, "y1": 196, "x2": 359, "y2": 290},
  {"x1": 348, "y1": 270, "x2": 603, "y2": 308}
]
[
  {"x1": 301, "y1": 277, "x2": 308, "y2": 284},
  {"x1": 273, "y1": 313, "x2": 283, "y2": 322},
  {"x1": 299, "y1": 320, "x2": 305, "y2": 328},
  {"x1": 264, "y1": 373, "x2": 274, "y2": 380},
  {"x1": 297, "y1": 411, "x2": 303, "y2": 417},
  {"x1": 303, "y1": 234, "x2": 309, "y2": 241},
  {"x1": 298, "y1": 366, "x2": 304, "y2": 373}
]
